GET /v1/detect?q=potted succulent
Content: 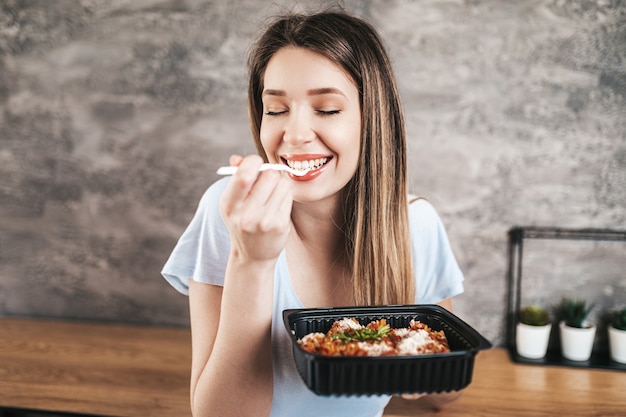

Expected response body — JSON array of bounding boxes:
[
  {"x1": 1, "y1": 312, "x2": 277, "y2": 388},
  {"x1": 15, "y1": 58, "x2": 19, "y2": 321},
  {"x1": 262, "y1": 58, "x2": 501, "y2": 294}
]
[
  {"x1": 557, "y1": 298, "x2": 596, "y2": 361},
  {"x1": 607, "y1": 306, "x2": 626, "y2": 364},
  {"x1": 516, "y1": 305, "x2": 552, "y2": 359}
]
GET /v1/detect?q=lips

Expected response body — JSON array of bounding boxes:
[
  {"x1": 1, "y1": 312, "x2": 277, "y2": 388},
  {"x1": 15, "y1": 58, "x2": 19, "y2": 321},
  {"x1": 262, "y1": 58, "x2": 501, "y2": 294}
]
[
  {"x1": 285, "y1": 157, "x2": 328, "y2": 171},
  {"x1": 281, "y1": 154, "x2": 331, "y2": 180}
]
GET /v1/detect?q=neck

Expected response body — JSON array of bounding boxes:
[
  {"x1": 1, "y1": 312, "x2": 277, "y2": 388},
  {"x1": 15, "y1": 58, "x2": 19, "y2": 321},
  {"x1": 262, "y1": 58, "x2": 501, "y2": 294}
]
[
  {"x1": 289, "y1": 198, "x2": 346, "y2": 260},
  {"x1": 287, "y1": 199, "x2": 354, "y2": 307}
]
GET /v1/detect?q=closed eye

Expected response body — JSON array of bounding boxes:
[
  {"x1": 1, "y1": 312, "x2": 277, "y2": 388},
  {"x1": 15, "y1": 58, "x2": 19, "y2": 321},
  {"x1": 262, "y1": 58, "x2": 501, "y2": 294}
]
[
  {"x1": 316, "y1": 109, "x2": 341, "y2": 116},
  {"x1": 265, "y1": 110, "x2": 288, "y2": 116}
]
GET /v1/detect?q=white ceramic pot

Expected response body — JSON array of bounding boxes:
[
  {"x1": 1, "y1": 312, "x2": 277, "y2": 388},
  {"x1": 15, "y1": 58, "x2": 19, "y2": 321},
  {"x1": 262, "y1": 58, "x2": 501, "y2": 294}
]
[
  {"x1": 608, "y1": 326, "x2": 626, "y2": 364},
  {"x1": 516, "y1": 322, "x2": 552, "y2": 359},
  {"x1": 559, "y1": 320, "x2": 596, "y2": 361}
]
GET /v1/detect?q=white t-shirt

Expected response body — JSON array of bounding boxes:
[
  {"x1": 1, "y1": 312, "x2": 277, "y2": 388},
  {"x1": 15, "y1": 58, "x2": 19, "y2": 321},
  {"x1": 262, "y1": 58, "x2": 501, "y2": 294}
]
[{"x1": 162, "y1": 177, "x2": 464, "y2": 417}]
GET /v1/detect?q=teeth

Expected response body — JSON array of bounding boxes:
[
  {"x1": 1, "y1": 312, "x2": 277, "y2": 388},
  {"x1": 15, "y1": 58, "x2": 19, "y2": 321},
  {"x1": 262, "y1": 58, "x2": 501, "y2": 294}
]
[{"x1": 286, "y1": 158, "x2": 328, "y2": 171}]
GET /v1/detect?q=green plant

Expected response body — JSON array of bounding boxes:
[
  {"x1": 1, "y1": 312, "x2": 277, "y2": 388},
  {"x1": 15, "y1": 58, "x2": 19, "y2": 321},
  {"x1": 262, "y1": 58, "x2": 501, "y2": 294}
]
[
  {"x1": 609, "y1": 307, "x2": 626, "y2": 331},
  {"x1": 557, "y1": 298, "x2": 594, "y2": 329},
  {"x1": 519, "y1": 305, "x2": 551, "y2": 326}
]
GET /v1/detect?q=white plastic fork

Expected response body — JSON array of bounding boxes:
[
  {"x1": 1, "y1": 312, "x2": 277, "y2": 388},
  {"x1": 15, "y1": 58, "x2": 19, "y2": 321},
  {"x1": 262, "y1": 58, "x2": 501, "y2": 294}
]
[{"x1": 216, "y1": 163, "x2": 310, "y2": 177}]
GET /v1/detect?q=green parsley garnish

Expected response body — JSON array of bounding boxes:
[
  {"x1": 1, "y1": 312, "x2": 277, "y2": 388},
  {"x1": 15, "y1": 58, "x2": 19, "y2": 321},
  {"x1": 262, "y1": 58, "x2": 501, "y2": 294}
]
[{"x1": 331, "y1": 324, "x2": 391, "y2": 342}]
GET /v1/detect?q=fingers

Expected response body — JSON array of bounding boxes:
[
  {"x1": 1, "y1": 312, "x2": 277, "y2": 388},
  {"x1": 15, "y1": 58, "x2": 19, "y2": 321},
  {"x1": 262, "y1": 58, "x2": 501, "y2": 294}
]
[
  {"x1": 220, "y1": 155, "x2": 264, "y2": 215},
  {"x1": 253, "y1": 172, "x2": 292, "y2": 230},
  {"x1": 400, "y1": 393, "x2": 426, "y2": 400},
  {"x1": 267, "y1": 174, "x2": 293, "y2": 218},
  {"x1": 236, "y1": 170, "x2": 291, "y2": 234},
  {"x1": 220, "y1": 154, "x2": 293, "y2": 230},
  {"x1": 246, "y1": 169, "x2": 286, "y2": 207},
  {"x1": 219, "y1": 154, "x2": 293, "y2": 262}
]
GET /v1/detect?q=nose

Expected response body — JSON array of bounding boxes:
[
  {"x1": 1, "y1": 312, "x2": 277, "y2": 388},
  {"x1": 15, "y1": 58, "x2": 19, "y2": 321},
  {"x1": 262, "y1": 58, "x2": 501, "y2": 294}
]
[{"x1": 283, "y1": 107, "x2": 315, "y2": 146}]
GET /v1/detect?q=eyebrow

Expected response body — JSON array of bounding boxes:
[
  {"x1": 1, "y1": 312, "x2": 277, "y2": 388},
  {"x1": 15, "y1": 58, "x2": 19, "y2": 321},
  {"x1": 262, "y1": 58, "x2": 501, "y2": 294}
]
[{"x1": 262, "y1": 87, "x2": 347, "y2": 97}]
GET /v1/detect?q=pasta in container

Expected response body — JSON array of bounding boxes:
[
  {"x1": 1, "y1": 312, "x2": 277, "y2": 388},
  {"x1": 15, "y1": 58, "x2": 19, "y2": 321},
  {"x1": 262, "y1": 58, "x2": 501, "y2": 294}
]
[
  {"x1": 283, "y1": 304, "x2": 492, "y2": 396},
  {"x1": 297, "y1": 318, "x2": 451, "y2": 357}
]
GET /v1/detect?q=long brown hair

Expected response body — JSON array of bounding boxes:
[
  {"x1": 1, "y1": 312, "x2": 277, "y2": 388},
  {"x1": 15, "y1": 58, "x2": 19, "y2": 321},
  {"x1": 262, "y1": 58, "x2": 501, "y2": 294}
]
[{"x1": 247, "y1": 11, "x2": 414, "y2": 305}]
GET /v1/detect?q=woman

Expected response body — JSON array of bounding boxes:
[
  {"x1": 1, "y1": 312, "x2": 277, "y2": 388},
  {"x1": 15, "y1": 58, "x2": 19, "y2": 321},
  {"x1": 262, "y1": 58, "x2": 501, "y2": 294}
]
[{"x1": 162, "y1": 10, "x2": 464, "y2": 417}]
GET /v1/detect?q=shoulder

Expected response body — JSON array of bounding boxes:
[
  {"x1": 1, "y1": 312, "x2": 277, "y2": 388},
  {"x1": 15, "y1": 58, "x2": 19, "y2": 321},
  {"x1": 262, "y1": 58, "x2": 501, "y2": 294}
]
[
  {"x1": 193, "y1": 177, "x2": 230, "y2": 220},
  {"x1": 178, "y1": 177, "x2": 231, "y2": 240},
  {"x1": 408, "y1": 196, "x2": 442, "y2": 230},
  {"x1": 198, "y1": 177, "x2": 230, "y2": 207},
  {"x1": 407, "y1": 195, "x2": 465, "y2": 302},
  {"x1": 407, "y1": 196, "x2": 452, "y2": 250}
]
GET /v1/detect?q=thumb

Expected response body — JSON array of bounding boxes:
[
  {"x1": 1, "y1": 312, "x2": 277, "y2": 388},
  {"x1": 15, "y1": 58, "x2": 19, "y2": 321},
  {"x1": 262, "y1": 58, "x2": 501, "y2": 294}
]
[{"x1": 229, "y1": 154, "x2": 244, "y2": 166}]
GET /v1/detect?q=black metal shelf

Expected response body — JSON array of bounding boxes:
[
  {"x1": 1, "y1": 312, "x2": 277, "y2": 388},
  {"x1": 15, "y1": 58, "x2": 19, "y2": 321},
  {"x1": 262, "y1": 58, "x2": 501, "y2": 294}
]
[
  {"x1": 509, "y1": 226, "x2": 626, "y2": 242},
  {"x1": 506, "y1": 226, "x2": 626, "y2": 371}
]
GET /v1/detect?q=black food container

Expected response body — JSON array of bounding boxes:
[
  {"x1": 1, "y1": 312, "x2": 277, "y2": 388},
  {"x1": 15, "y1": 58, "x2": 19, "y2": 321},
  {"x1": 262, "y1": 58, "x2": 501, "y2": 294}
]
[{"x1": 283, "y1": 304, "x2": 492, "y2": 396}]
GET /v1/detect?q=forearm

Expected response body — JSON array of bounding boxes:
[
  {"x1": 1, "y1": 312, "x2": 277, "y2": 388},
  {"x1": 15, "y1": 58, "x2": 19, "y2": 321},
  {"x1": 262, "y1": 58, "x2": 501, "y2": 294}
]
[
  {"x1": 191, "y1": 258, "x2": 276, "y2": 417},
  {"x1": 193, "y1": 333, "x2": 273, "y2": 417}
]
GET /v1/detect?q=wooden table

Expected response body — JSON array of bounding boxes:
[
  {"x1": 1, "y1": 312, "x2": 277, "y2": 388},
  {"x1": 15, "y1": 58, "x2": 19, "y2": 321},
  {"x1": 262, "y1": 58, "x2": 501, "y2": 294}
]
[
  {"x1": 0, "y1": 317, "x2": 191, "y2": 417},
  {"x1": 385, "y1": 348, "x2": 626, "y2": 417},
  {"x1": 1, "y1": 317, "x2": 625, "y2": 417}
]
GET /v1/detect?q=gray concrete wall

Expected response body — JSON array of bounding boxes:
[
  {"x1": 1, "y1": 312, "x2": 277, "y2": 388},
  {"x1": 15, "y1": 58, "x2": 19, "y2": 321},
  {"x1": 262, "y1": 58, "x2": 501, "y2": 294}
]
[{"x1": 0, "y1": 0, "x2": 624, "y2": 346}]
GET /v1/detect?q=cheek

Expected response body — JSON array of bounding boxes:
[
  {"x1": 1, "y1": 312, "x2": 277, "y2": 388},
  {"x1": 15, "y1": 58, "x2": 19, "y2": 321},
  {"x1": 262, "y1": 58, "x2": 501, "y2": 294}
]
[
  {"x1": 344, "y1": 142, "x2": 361, "y2": 174},
  {"x1": 259, "y1": 123, "x2": 278, "y2": 154},
  {"x1": 343, "y1": 119, "x2": 361, "y2": 167}
]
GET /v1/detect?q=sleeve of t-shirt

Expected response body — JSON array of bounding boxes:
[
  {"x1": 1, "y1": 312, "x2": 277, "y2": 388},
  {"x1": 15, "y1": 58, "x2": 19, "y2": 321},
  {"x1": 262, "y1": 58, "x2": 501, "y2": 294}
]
[
  {"x1": 409, "y1": 199, "x2": 465, "y2": 304},
  {"x1": 161, "y1": 178, "x2": 231, "y2": 295}
]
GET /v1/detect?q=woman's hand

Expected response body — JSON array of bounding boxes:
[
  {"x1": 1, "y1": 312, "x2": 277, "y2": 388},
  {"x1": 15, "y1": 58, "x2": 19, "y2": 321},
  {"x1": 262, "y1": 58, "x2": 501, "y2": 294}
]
[
  {"x1": 400, "y1": 393, "x2": 426, "y2": 400},
  {"x1": 219, "y1": 154, "x2": 293, "y2": 264},
  {"x1": 399, "y1": 390, "x2": 463, "y2": 411}
]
